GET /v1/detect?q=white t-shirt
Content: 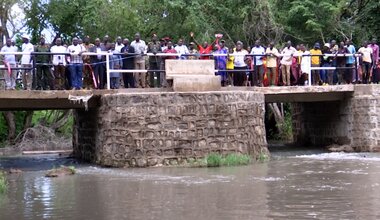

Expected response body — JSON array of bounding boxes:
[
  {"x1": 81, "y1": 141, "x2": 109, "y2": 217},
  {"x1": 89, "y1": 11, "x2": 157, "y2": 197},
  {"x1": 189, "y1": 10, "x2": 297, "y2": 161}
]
[
  {"x1": 131, "y1": 40, "x2": 147, "y2": 62},
  {"x1": 250, "y1": 46, "x2": 265, "y2": 65},
  {"x1": 1, "y1": 45, "x2": 18, "y2": 64},
  {"x1": 115, "y1": 43, "x2": 124, "y2": 53},
  {"x1": 50, "y1": 45, "x2": 67, "y2": 66},
  {"x1": 175, "y1": 45, "x2": 189, "y2": 55},
  {"x1": 21, "y1": 43, "x2": 34, "y2": 65},
  {"x1": 299, "y1": 51, "x2": 311, "y2": 74},
  {"x1": 233, "y1": 50, "x2": 248, "y2": 67},
  {"x1": 67, "y1": 44, "x2": 85, "y2": 63},
  {"x1": 359, "y1": 47, "x2": 373, "y2": 63},
  {"x1": 280, "y1": 46, "x2": 296, "y2": 66}
]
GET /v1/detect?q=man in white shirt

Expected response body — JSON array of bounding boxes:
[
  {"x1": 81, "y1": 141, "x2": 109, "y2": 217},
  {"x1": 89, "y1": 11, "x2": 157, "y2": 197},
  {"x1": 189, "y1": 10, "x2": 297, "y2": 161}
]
[
  {"x1": 0, "y1": 38, "x2": 18, "y2": 89},
  {"x1": 67, "y1": 37, "x2": 85, "y2": 89},
  {"x1": 250, "y1": 40, "x2": 266, "y2": 86},
  {"x1": 131, "y1": 33, "x2": 147, "y2": 88},
  {"x1": 21, "y1": 35, "x2": 34, "y2": 90},
  {"x1": 50, "y1": 38, "x2": 67, "y2": 90},
  {"x1": 233, "y1": 41, "x2": 248, "y2": 86},
  {"x1": 280, "y1": 41, "x2": 297, "y2": 86},
  {"x1": 175, "y1": 39, "x2": 189, "y2": 60},
  {"x1": 115, "y1": 36, "x2": 124, "y2": 53}
]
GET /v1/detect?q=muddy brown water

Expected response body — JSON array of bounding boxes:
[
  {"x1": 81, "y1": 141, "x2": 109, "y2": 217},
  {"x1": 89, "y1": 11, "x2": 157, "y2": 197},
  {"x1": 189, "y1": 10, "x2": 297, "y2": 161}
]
[{"x1": 1, "y1": 149, "x2": 380, "y2": 220}]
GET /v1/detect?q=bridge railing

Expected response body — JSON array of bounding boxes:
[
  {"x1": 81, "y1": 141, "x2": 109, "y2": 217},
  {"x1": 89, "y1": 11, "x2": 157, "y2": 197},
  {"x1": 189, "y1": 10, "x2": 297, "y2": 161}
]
[{"x1": 0, "y1": 51, "x2": 364, "y2": 89}]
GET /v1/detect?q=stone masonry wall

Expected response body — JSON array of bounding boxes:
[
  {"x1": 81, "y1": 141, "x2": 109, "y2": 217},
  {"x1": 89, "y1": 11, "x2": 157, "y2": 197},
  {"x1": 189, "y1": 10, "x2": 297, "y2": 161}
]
[
  {"x1": 73, "y1": 91, "x2": 268, "y2": 167},
  {"x1": 292, "y1": 85, "x2": 380, "y2": 152}
]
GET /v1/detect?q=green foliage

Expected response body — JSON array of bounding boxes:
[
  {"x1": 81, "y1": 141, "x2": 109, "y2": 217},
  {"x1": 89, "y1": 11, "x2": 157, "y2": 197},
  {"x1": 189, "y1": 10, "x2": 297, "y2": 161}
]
[
  {"x1": 206, "y1": 153, "x2": 252, "y2": 167},
  {"x1": 276, "y1": 109, "x2": 293, "y2": 141},
  {"x1": 258, "y1": 152, "x2": 270, "y2": 162},
  {"x1": 0, "y1": 172, "x2": 7, "y2": 194}
]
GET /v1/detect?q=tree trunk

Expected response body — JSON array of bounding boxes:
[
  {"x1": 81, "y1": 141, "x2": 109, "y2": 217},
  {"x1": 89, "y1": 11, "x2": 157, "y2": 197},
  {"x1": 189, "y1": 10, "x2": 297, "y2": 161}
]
[
  {"x1": 268, "y1": 103, "x2": 285, "y2": 134},
  {"x1": 23, "y1": 111, "x2": 34, "y2": 130},
  {"x1": 3, "y1": 111, "x2": 16, "y2": 143}
]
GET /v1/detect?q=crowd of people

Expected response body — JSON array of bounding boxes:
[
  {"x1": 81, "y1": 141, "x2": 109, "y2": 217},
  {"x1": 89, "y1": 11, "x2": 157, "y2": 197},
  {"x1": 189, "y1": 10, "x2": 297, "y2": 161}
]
[{"x1": 0, "y1": 32, "x2": 379, "y2": 90}]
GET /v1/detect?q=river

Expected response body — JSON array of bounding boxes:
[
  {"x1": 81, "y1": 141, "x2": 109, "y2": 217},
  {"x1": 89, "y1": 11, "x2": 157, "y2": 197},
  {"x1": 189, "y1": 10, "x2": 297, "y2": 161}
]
[{"x1": 1, "y1": 148, "x2": 380, "y2": 220}]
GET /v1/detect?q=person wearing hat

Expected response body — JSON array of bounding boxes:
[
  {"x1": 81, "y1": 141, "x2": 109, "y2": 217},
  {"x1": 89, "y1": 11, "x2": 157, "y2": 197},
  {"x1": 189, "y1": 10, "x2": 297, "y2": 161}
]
[
  {"x1": 188, "y1": 42, "x2": 198, "y2": 60},
  {"x1": 309, "y1": 42, "x2": 323, "y2": 85},
  {"x1": 21, "y1": 34, "x2": 34, "y2": 90},
  {"x1": 321, "y1": 43, "x2": 333, "y2": 85}
]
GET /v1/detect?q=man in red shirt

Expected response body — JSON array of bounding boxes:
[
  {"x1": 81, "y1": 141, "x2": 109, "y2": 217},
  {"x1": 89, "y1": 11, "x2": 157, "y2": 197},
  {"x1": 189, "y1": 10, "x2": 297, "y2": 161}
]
[{"x1": 190, "y1": 32, "x2": 220, "y2": 59}]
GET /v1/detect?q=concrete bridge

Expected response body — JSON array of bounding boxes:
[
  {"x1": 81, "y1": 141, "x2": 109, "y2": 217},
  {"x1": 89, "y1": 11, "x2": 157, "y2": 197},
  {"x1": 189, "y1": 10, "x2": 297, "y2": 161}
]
[
  {"x1": 0, "y1": 85, "x2": 354, "y2": 110},
  {"x1": 1, "y1": 84, "x2": 379, "y2": 167}
]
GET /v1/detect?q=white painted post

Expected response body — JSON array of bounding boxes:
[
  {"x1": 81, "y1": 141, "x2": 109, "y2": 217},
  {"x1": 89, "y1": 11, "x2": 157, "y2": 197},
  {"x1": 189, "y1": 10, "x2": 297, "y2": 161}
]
[
  {"x1": 106, "y1": 53, "x2": 111, "y2": 90},
  {"x1": 307, "y1": 54, "x2": 312, "y2": 86}
]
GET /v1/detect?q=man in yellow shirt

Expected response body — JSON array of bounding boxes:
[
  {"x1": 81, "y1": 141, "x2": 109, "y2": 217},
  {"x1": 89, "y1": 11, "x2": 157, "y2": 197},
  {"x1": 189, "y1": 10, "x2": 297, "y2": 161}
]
[
  {"x1": 265, "y1": 42, "x2": 279, "y2": 86},
  {"x1": 310, "y1": 43, "x2": 322, "y2": 85}
]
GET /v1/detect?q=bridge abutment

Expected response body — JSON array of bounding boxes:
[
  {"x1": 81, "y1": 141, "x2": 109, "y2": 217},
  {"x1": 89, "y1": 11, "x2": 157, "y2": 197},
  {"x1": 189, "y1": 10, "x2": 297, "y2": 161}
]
[{"x1": 73, "y1": 91, "x2": 268, "y2": 167}]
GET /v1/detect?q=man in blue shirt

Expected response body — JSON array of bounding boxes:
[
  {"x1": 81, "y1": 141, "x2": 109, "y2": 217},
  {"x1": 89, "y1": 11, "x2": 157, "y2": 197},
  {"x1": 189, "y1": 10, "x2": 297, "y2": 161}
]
[{"x1": 345, "y1": 39, "x2": 356, "y2": 83}]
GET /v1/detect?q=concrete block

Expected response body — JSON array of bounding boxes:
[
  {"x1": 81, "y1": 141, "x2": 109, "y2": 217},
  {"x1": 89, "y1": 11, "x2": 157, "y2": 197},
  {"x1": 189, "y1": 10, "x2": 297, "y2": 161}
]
[
  {"x1": 165, "y1": 60, "x2": 215, "y2": 79},
  {"x1": 173, "y1": 76, "x2": 221, "y2": 92}
]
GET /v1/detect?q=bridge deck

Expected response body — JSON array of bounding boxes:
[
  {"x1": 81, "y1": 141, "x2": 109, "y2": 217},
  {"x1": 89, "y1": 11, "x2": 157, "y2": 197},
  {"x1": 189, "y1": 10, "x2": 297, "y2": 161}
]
[{"x1": 0, "y1": 85, "x2": 356, "y2": 110}]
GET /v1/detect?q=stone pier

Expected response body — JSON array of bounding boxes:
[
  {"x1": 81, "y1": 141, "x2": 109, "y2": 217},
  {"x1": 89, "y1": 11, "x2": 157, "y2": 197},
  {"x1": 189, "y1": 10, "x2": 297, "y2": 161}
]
[{"x1": 73, "y1": 91, "x2": 268, "y2": 167}]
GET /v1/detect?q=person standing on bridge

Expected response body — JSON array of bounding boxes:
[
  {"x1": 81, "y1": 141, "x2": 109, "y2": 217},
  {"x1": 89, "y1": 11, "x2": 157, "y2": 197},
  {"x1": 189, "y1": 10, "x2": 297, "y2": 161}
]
[
  {"x1": 50, "y1": 38, "x2": 67, "y2": 90},
  {"x1": 309, "y1": 43, "x2": 322, "y2": 85},
  {"x1": 147, "y1": 34, "x2": 162, "y2": 88},
  {"x1": 67, "y1": 37, "x2": 85, "y2": 90},
  {"x1": 89, "y1": 38, "x2": 107, "y2": 89},
  {"x1": 250, "y1": 40, "x2": 266, "y2": 87},
  {"x1": 0, "y1": 38, "x2": 18, "y2": 90},
  {"x1": 189, "y1": 32, "x2": 220, "y2": 60},
  {"x1": 358, "y1": 41, "x2": 373, "y2": 84},
  {"x1": 232, "y1": 41, "x2": 248, "y2": 86},
  {"x1": 20, "y1": 35, "x2": 34, "y2": 90},
  {"x1": 81, "y1": 36, "x2": 95, "y2": 89},
  {"x1": 369, "y1": 39, "x2": 379, "y2": 83},
  {"x1": 280, "y1": 41, "x2": 296, "y2": 86},
  {"x1": 265, "y1": 42, "x2": 279, "y2": 86},
  {"x1": 34, "y1": 36, "x2": 54, "y2": 90},
  {"x1": 345, "y1": 39, "x2": 356, "y2": 84},
  {"x1": 121, "y1": 38, "x2": 135, "y2": 88},
  {"x1": 131, "y1": 33, "x2": 147, "y2": 88}
]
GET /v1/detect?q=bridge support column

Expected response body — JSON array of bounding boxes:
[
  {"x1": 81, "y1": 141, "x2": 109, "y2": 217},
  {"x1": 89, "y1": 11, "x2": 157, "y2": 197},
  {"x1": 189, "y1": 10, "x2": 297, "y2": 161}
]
[{"x1": 73, "y1": 91, "x2": 268, "y2": 167}]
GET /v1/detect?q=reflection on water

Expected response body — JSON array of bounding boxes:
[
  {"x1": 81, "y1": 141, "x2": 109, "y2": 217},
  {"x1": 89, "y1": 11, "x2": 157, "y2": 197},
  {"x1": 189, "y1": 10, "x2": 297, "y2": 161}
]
[{"x1": 1, "y1": 152, "x2": 380, "y2": 219}]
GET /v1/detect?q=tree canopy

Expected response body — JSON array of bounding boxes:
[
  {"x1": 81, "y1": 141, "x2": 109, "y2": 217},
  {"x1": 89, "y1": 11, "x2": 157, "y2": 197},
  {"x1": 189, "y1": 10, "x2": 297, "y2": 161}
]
[{"x1": 1, "y1": 0, "x2": 380, "y2": 47}]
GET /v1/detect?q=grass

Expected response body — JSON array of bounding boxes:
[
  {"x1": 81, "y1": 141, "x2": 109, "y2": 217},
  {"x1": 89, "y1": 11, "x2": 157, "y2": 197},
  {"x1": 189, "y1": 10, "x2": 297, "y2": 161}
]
[
  {"x1": 45, "y1": 165, "x2": 76, "y2": 177},
  {"x1": 206, "y1": 153, "x2": 252, "y2": 167},
  {"x1": 0, "y1": 171, "x2": 7, "y2": 194}
]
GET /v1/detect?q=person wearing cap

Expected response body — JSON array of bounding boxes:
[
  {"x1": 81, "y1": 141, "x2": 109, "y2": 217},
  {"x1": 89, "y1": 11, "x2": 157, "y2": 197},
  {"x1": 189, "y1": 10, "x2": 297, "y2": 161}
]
[
  {"x1": 309, "y1": 42, "x2": 322, "y2": 85},
  {"x1": 34, "y1": 36, "x2": 54, "y2": 90},
  {"x1": 321, "y1": 43, "x2": 333, "y2": 85},
  {"x1": 147, "y1": 34, "x2": 162, "y2": 88},
  {"x1": 131, "y1": 33, "x2": 147, "y2": 88},
  {"x1": 0, "y1": 38, "x2": 18, "y2": 90},
  {"x1": 188, "y1": 42, "x2": 198, "y2": 60},
  {"x1": 50, "y1": 38, "x2": 67, "y2": 90},
  {"x1": 20, "y1": 35, "x2": 34, "y2": 90}
]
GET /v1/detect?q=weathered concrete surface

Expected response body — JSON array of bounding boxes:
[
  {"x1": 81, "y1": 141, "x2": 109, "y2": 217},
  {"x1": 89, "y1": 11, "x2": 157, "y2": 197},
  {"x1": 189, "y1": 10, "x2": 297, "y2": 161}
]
[
  {"x1": 224, "y1": 85, "x2": 355, "y2": 102},
  {"x1": 73, "y1": 91, "x2": 268, "y2": 167},
  {"x1": 165, "y1": 60, "x2": 215, "y2": 79},
  {"x1": 292, "y1": 84, "x2": 380, "y2": 152},
  {"x1": 173, "y1": 75, "x2": 221, "y2": 92}
]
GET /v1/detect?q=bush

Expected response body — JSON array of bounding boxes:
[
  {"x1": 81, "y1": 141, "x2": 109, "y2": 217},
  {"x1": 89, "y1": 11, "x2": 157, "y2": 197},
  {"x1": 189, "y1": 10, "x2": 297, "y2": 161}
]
[
  {"x1": 206, "y1": 153, "x2": 252, "y2": 167},
  {"x1": 0, "y1": 172, "x2": 7, "y2": 194}
]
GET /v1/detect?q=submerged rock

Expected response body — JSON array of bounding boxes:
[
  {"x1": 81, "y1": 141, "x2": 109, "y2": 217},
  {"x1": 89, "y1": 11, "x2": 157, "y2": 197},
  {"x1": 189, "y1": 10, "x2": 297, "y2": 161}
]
[
  {"x1": 8, "y1": 168, "x2": 22, "y2": 174},
  {"x1": 45, "y1": 166, "x2": 76, "y2": 178},
  {"x1": 327, "y1": 144, "x2": 355, "y2": 153}
]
